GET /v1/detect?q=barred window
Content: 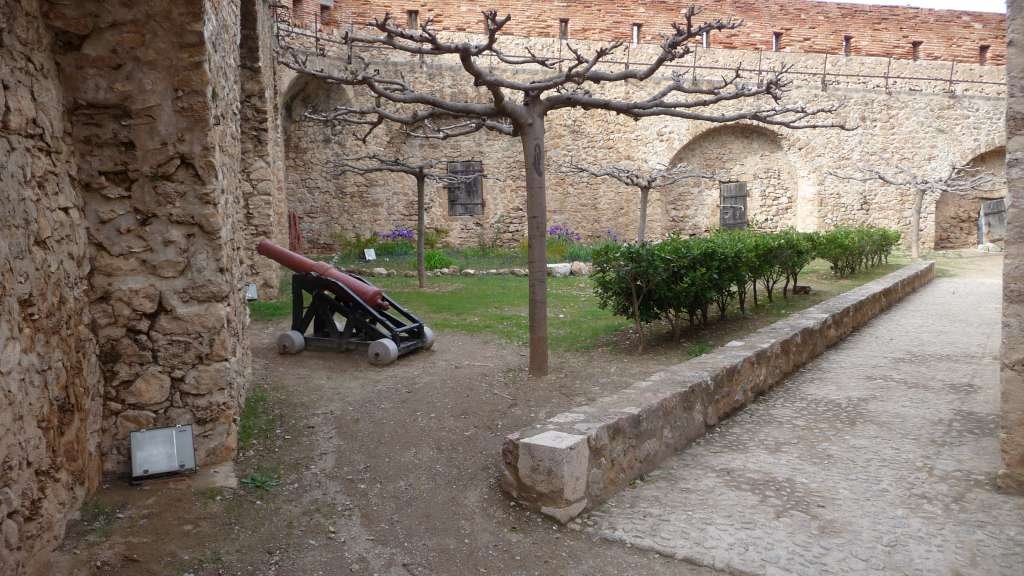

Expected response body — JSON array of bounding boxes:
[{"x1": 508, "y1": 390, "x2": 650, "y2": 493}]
[{"x1": 447, "y1": 161, "x2": 484, "y2": 216}]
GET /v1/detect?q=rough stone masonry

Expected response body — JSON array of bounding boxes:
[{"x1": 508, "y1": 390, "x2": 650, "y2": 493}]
[
  {"x1": 0, "y1": 0, "x2": 278, "y2": 573},
  {"x1": 1001, "y1": 0, "x2": 1024, "y2": 494}
]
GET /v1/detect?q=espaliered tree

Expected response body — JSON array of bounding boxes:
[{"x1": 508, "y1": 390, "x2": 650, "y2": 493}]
[
  {"x1": 829, "y1": 164, "x2": 996, "y2": 258},
  {"x1": 334, "y1": 154, "x2": 481, "y2": 288},
  {"x1": 568, "y1": 162, "x2": 716, "y2": 242},
  {"x1": 281, "y1": 6, "x2": 849, "y2": 376}
]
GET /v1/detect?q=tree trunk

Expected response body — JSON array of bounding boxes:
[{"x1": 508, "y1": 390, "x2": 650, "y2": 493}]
[
  {"x1": 910, "y1": 189, "x2": 923, "y2": 259},
  {"x1": 521, "y1": 118, "x2": 549, "y2": 376},
  {"x1": 638, "y1": 187, "x2": 650, "y2": 243},
  {"x1": 416, "y1": 173, "x2": 426, "y2": 289}
]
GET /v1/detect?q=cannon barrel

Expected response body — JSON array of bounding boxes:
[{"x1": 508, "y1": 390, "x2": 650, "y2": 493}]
[{"x1": 256, "y1": 240, "x2": 388, "y2": 310}]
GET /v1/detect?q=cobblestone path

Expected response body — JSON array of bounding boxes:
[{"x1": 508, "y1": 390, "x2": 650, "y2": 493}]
[{"x1": 584, "y1": 272, "x2": 1024, "y2": 575}]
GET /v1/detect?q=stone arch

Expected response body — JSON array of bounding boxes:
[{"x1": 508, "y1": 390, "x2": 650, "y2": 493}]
[
  {"x1": 281, "y1": 75, "x2": 358, "y2": 249},
  {"x1": 934, "y1": 146, "x2": 1006, "y2": 249},
  {"x1": 279, "y1": 73, "x2": 351, "y2": 131},
  {"x1": 656, "y1": 124, "x2": 799, "y2": 236}
]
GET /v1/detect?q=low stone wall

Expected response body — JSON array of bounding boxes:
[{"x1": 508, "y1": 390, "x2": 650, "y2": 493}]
[{"x1": 501, "y1": 261, "x2": 935, "y2": 522}]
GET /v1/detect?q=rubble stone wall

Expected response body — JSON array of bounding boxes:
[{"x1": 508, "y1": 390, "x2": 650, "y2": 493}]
[
  {"x1": 46, "y1": 0, "x2": 251, "y2": 473},
  {"x1": 240, "y1": 0, "x2": 289, "y2": 298},
  {"x1": 1000, "y1": 0, "x2": 1024, "y2": 494},
  {"x1": 0, "y1": 1, "x2": 104, "y2": 573},
  {"x1": 278, "y1": 34, "x2": 1007, "y2": 252}
]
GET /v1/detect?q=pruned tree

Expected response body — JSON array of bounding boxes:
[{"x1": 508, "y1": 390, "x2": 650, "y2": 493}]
[
  {"x1": 333, "y1": 154, "x2": 480, "y2": 288},
  {"x1": 567, "y1": 162, "x2": 717, "y2": 242},
  {"x1": 280, "y1": 6, "x2": 850, "y2": 376},
  {"x1": 828, "y1": 164, "x2": 997, "y2": 258}
]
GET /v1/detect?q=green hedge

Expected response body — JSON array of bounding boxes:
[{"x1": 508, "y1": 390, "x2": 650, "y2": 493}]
[
  {"x1": 815, "y1": 227, "x2": 900, "y2": 277},
  {"x1": 591, "y1": 226, "x2": 899, "y2": 349}
]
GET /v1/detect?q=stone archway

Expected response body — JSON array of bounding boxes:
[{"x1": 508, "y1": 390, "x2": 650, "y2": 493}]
[
  {"x1": 934, "y1": 147, "x2": 1007, "y2": 249},
  {"x1": 280, "y1": 75, "x2": 357, "y2": 249},
  {"x1": 657, "y1": 124, "x2": 799, "y2": 236}
]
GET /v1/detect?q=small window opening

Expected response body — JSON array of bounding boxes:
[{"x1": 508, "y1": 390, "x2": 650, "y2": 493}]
[
  {"x1": 631, "y1": 23, "x2": 641, "y2": 45},
  {"x1": 407, "y1": 10, "x2": 418, "y2": 29},
  {"x1": 843, "y1": 35, "x2": 852, "y2": 57},
  {"x1": 559, "y1": 18, "x2": 569, "y2": 40},
  {"x1": 702, "y1": 30, "x2": 711, "y2": 49},
  {"x1": 979, "y1": 44, "x2": 990, "y2": 65},
  {"x1": 772, "y1": 31, "x2": 783, "y2": 52},
  {"x1": 911, "y1": 40, "x2": 923, "y2": 61}
]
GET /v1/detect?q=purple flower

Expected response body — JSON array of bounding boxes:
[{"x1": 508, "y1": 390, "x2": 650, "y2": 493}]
[
  {"x1": 547, "y1": 223, "x2": 581, "y2": 242},
  {"x1": 603, "y1": 229, "x2": 621, "y2": 243},
  {"x1": 377, "y1": 227, "x2": 415, "y2": 242}
]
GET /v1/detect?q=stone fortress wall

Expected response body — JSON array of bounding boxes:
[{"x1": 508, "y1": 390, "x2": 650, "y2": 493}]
[
  {"x1": 274, "y1": 4, "x2": 1008, "y2": 253},
  {"x1": 1, "y1": 0, "x2": 283, "y2": 573}
]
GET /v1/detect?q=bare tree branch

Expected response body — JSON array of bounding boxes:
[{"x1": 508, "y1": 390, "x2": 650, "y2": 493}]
[
  {"x1": 567, "y1": 161, "x2": 717, "y2": 190},
  {"x1": 828, "y1": 163, "x2": 999, "y2": 258},
  {"x1": 567, "y1": 161, "x2": 718, "y2": 241}
]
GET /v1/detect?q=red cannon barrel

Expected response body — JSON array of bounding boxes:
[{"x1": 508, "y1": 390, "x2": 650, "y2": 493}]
[{"x1": 256, "y1": 240, "x2": 388, "y2": 310}]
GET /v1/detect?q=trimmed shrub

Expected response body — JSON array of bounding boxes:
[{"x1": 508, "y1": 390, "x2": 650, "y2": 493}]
[
  {"x1": 817, "y1": 227, "x2": 900, "y2": 277},
  {"x1": 592, "y1": 226, "x2": 898, "y2": 348}
]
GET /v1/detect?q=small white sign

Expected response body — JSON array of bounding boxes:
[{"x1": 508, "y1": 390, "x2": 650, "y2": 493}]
[
  {"x1": 245, "y1": 283, "x2": 259, "y2": 302},
  {"x1": 363, "y1": 248, "x2": 377, "y2": 261}
]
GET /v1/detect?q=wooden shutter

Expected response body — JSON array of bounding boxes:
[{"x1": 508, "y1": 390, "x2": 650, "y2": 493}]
[
  {"x1": 447, "y1": 161, "x2": 484, "y2": 216},
  {"x1": 720, "y1": 182, "x2": 748, "y2": 229}
]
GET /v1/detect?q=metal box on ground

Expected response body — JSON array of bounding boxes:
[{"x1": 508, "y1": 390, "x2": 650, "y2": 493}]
[{"x1": 129, "y1": 425, "x2": 197, "y2": 480}]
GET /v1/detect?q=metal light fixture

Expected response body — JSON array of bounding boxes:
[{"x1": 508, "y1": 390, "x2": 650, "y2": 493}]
[{"x1": 130, "y1": 425, "x2": 197, "y2": 480}]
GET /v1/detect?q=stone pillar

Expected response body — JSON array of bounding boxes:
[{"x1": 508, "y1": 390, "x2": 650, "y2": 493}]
[
  {"x1": 240, "y1": 0, "x2": 289, "y2": 299},
  {"x1": 1001, "y1": 0, "x2": 1024, "y2": 493},
  {"x1": 47, "y1": 0, "x2": 251, "y2": 472},
  {"x1": 0, "y1": 1, "x2": 104, "y2": 573}
]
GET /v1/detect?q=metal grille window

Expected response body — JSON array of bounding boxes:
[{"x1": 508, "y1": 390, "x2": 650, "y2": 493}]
[
  {"x1": 772, "y1": 31, "x2": 783, "y2": 52},
  {"x1": 843, "y1": 35, "x2": 853, "y2": 57},
  {"x1": 559, "y1": 19, "x2": 569, "y2": 40},
  {"x1": 720, "y1": 182, "x2": 748, "y2": 229},
  {"x1": 447, "y1": 161, "x2": 485, "y2": 216}
]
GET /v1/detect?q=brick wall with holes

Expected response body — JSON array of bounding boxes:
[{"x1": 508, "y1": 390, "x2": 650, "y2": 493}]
[{"x1": 277, "y1": 0, "x2": 1005, "y2": 66}]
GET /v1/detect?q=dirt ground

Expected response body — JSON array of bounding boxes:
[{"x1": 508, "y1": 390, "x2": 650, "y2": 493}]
[
  {"x1": 48, "y1": 251, "x2": 1001, "y2": 576},
  {"x1": 51, "y1": 324, "x2": 727, "y2": 576}
]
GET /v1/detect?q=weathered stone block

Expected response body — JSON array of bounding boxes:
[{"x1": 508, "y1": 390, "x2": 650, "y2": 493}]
[
  {"x1": 121, "y1": 370, "x2": 171, "y2": 406},
  {"x1": 509, "y1": 430, "x2": 589, "y2": 523}
]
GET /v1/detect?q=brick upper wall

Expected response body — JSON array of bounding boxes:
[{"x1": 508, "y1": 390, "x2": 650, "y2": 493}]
[{"x1": 282, "y1": 0, "x2": 1006, "y2": 65}]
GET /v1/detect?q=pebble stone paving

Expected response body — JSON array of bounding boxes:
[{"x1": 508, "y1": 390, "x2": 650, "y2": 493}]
[{"x1": 583, "y1": 274, "x2": 1024, "y2": 575}]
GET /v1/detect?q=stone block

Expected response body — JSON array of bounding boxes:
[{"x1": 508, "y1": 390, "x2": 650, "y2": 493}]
[
  {"x1": 121, "y1": 369, "x2": 171, "y2": 406},
  {"x1": 546, "y1": 263, "x2": 572, "y2": 277},
  {"x1": 511, "y1": 431, "x2": 589, "y2": 523}
]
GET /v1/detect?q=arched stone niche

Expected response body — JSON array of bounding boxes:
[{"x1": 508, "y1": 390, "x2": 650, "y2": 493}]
[
  {"x1": 934, "y1": 147, "x2": 1007, "y2": 249},
  {"x1": 658, "y1": 124, "x2": 799, "y2": 236}
]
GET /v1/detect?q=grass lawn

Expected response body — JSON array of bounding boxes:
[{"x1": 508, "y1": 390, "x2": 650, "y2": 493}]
[{"x1": 250, "y1": 255, "x2": 910, "y2": 352}]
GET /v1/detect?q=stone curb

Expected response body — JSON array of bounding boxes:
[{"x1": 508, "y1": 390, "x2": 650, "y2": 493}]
[{"x1": 500, "y1": 260, "x2": 936, "y2": 523}]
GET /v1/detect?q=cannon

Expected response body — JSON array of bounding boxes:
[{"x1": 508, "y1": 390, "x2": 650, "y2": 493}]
[{"x1": 256, "y1": 240, "x2": 434, "y2": 365}]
